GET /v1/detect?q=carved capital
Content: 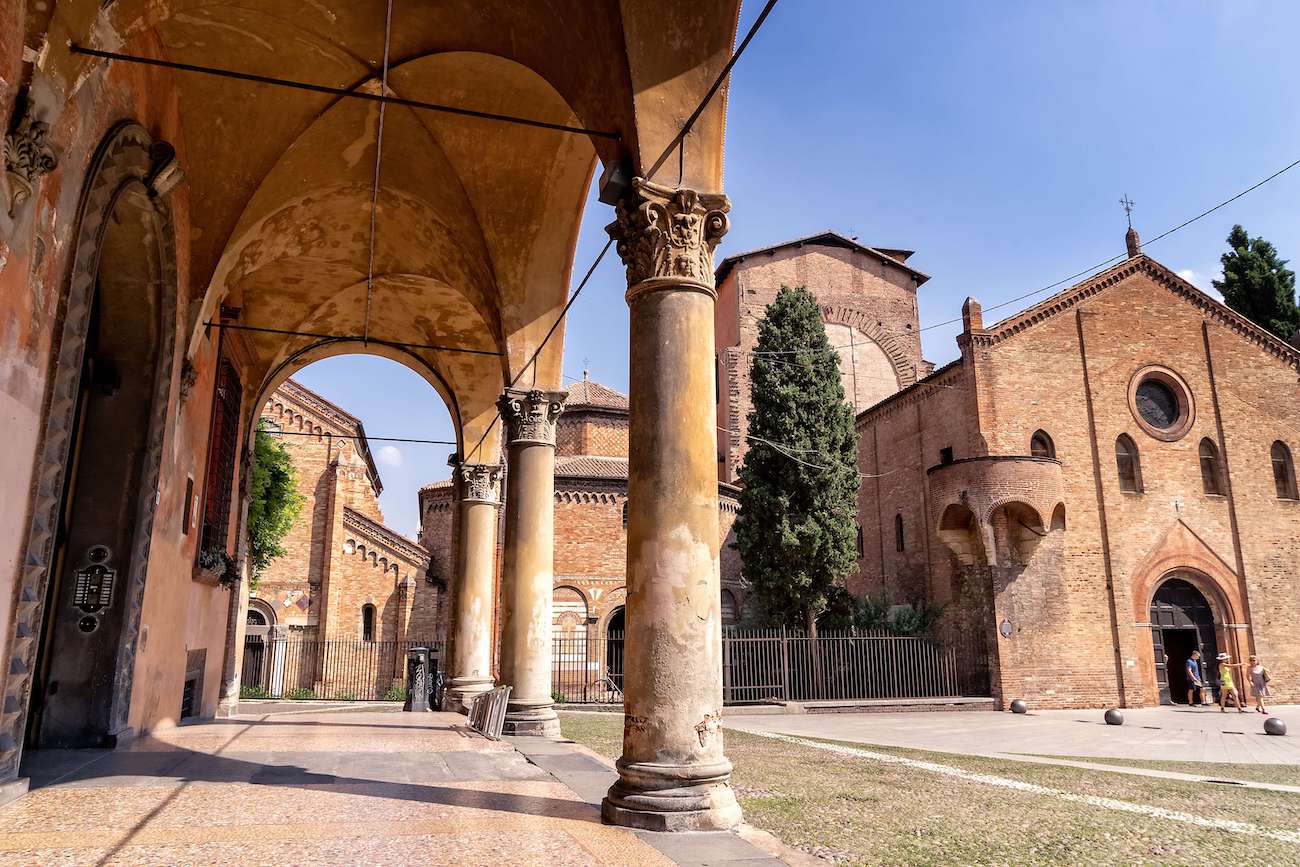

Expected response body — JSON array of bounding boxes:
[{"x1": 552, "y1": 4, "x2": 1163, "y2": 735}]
[
  {"x1": 606, "y1": 178, "x2": 730, "y2": 294},
  {"x1": 457, "y1": 462, "x2": 503, "y2": 505},
  {"x1": 497, "y1": 388, "x2": 566, "y2": 447},
  {"x1": 4, "y1": 101, "x2": 58, "y2": 218}
]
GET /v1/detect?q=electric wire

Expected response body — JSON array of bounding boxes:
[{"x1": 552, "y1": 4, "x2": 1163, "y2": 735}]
[
  {"x1": 461, "y1": 1, "x2": 783, "y2": 464},
  {"x1": 261, "y1": 429, "x2": 457, "y2": 446},
  {"x1": 361, "y1": 0, "x2": 395, "y2": 344},
  {"x1": 201, "y1": 322, "x2": 501, "y2": 356},
  {"x1": 742, "y1": 152, "x2": 1300, "y2": 354},
  {"x1": 66, "y1": 44, "x2": 620, "y2": 139}
]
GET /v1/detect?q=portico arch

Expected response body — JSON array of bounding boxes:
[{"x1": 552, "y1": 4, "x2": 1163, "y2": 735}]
[{"x1": 1148, "y1": 571, "x2": 1230, "y2": 706}]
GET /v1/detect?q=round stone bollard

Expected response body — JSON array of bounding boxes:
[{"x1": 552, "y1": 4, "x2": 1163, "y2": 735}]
[
  {"x1": 1010, "y1": 699, "x2": 1028, "y2": 714},
  {"x1": 1104, "y1": 708, "x2": 1124, "y2": 726},
  {"x1": 1264, "y1": 717, "x2": 1287, "y2": 736}
]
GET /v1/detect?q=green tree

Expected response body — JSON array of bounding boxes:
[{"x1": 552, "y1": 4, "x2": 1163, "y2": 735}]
[
  {"x1": 734, "y1": 286, "x2": 860, "y2": 636},
  {"x1": 246, "y1": 420, "x2": 304, "y2": 587},
  {"x1": 1212, "y1": 224, "x2": 1300, "y2": 342}
]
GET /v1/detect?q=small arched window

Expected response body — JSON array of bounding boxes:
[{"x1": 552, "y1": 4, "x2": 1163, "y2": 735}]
[
  {"x1": 1199, "y1": 438, "x2": 1223, "y2": 495},
  {"x1": 894, "y1": 513, "x2": 905, "y2": 552},
  {"x1": 361, "y1": 604, "x2": 376, "y2": 642},
  {"x1": 1029, "y1": 430, "x2": 1056, "y2": 460},
  {"x1": 1273, "y1": 441, "x2": 1298, "y2": 500},
  {"x1": 1115, "y1": 434, "x2": 1143, "y2": 493},
  {"x1": 621, "y1": 500, "x2": 629, "y2": 530}
]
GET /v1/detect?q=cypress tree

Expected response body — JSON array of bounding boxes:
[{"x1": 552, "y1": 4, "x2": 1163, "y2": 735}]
[
  {"x1": 734, "y1": 286, "x2": 860, "y2": 635},
  {"x1": 1212, "y1": 224, "x2": 1300, "y2": 342}
]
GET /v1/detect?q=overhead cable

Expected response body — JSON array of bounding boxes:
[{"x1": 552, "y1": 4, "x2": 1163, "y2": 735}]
[
  {"x1": 67, "y1": 44, "x2": 620, "y2": 139},
  {"x1": 362, "y1": 0, "x2": 396, "y2": 344}
]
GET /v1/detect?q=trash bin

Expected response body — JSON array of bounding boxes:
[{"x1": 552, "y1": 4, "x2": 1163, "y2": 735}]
[{"x1": 403, "y1": 647, "x2": 432, "y2": 712}]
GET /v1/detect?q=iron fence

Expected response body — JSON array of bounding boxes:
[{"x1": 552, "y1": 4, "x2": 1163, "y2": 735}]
[
  {"x1": 241, "y1": 637, "x2": 443, "y2": 700},
  {"x1": 551, "y1": 628, "x2": 981, "y2": 706}
]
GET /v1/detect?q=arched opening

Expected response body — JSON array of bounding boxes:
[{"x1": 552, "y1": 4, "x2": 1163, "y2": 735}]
[
  {"x1": 1115, "y1": 434, "x2": 1143, "y2": 493},
  {"x1": 551, "y1": 586, "x2": 590, "y2": 700},
  {"x1": 1050, "y1": 503, "x2": 1067, "y2": 532},
  {"x1": 1199, "y1": 438, "x2": 1224, "y2": 495},
  {"x1": 1273, "y1": 440, "x2": 1298, "y2": 500},
  {"x1": 26, "y1": 170, "x2": 175, "y2": 749},
  {"x1": 894, "y1": 513, "x2": 906, "y2": 552},
  {"x1": 720, "y1": 590, "x2": 739, "y2": 627},
  {"x1": 1149, "y1": 575, "x2": 1221, "y2": 706},
  {"x1": 937, "y1": 504, "x2": 983, "y2": 566},
  {"x1": 361, "y1": 604, "x2": 376, "y2": 642},
  {"x1": 989, "y1": 501, "x2": 1046, "y2": 566},
  {"x1": 1029, "y1": 429, "x2": 1056, "y2": 460},
  {"x1": 606, "y1": 606, "x2": 626, "y2": 692}
]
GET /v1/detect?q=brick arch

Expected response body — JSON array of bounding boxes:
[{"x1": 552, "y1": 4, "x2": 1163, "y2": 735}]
[
  {"x1": 982, "y1": 497, "x2": 1046, "y2": 528},
  {"x1": 819, "y1": 309, "x2": 919, "y2": 387}
]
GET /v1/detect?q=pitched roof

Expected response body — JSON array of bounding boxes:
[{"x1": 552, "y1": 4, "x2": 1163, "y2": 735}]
[
  {"x1": 714, "y1": 230, "x2": 930, "y2": 286},
  {"x1": 562, "y1": 378, "x2": 628, "y2": 412},
  {"x1": 555, "y1": 455, "x2": 628, "y2": 480},
  {"x1": 342, "y1": 506, "x2": 429, "y2": 565},
  {"x1": 273, "y1": 378, "x2": 383, "y2": 495},
  {"x1": 981, "y1": 254, "x2": 1300, "y2": 368}
]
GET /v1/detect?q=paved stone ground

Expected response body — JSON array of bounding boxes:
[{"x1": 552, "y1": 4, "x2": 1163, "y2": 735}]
[
  {"x1": 727, "y1": 704, "x2": 1300, "y2": 765},
  {"x1": 0, "y1": 709, "x2": 782, "y2": 866}
]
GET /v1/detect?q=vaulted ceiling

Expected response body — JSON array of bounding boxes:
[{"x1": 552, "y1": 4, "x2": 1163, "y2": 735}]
[{"x1": 41, "y1": 0, "x2": 740, "y2": 453}]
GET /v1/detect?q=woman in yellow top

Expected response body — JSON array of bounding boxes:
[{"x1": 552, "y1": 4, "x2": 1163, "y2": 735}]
[{"x1": 1217, "y1": 652, "x2": 1246, "y2": 713}]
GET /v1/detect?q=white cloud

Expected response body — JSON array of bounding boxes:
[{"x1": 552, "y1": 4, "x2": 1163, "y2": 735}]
[
  {"x1": 1177, "y1": 268, "x2": 1222, "y2": 300},
  {"x1": 376, "y1": 445, "x2": 403, "y2": 468}
]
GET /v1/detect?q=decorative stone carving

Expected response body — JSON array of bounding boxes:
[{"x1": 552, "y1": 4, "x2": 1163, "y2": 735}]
[
  {"x1": 4, "y1": 102, "x2": 58, "y2": 218},
  {"x1": 497, "y1": 388, "x2": 566, "y2": 447},
  {"x1": 457, "y1": 462, "x2": 503, "y2": 505},
  {"x1": 606, "y1": 178, "x2": 730, "y2": 290}
]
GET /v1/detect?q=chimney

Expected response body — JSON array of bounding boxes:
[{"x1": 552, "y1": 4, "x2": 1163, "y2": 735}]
[
  {"x1": 1126, "y1": 225, "x2": 1141, "y2": 259},
  {"x1": 962, "y1": 297, "x2": 984, "y2": 332}
]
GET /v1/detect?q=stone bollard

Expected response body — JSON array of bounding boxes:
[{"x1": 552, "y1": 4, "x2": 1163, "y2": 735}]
[
  {"x1": 1104, "y1": 708, "x2": 1124, "y2": 726},
  {"x1": 403, "y1": 646, "x2": 431, "y2": 712},
  {"x1": 1010, "y1": 699, "x2": 1028, "y2": 714},
  {"x1": 1264, "y1": 717, "x2": 1287, "y2": 736}
]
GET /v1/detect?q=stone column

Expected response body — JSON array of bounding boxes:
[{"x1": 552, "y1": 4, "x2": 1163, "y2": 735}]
[
  {"x1": 602, "y1": 179, "x2": 740, "y2": 831},
  {"x1": 496, "y1": 389, "x2": 565, "y2": 736},
  {"x1": 444, "y1": 462, "x2": 503, "y2": 710}
]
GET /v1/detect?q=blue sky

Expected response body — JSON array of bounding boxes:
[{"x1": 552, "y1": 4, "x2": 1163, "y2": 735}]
[{"x1": 297, "y1": 1, "x2": 1300, "y2": 539}]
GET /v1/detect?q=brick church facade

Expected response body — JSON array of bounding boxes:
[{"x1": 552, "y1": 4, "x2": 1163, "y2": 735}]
[
  {"x1": 246, "y1": 380, "x2": 438, "y2": 695},
  {"x1": 853, "y1": 229, "x2": 1300, "y2": 710}
]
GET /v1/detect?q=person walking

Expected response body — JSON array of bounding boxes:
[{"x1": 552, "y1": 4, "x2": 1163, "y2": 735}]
[
  {"x1": 1217, "y1": 652, "x2": 1246, "y2": 713},
  {"x1": 1184, "y1": 650, "x2": 1207, "y2": 706},
  {"x1": 1248, "y1": 654, "x2": 1271, "y2": 715}
]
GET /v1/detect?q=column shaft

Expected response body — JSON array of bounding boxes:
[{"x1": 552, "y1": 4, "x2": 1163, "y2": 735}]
[
  {"x1": 497, "y1": 389, "x2": 564, "y2": 737},
  {"x1": 445, "y1": 463, "x2": 502, "y2": 711},
  {"x1": 602, "y1": 180, "x2": 740, "y2": 831}
]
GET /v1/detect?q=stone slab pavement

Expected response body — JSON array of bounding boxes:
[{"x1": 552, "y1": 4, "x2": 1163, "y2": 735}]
[
  {"x1": 0, "y1": 708, "x2": 799, "y2": 866},
  {"x1": 726, "y1": 704, "x2": 1300, "y2": 766}
]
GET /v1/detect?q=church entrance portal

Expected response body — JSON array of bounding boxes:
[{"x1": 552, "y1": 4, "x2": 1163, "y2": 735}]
[{"x1": 1150, "y1": 576, "x2": 1220, "y2": 706}]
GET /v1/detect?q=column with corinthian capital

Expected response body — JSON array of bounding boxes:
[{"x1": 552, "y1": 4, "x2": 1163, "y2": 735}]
[
  {"x1": 444, "y1": 462, "x2": 503, "y2": 710},
  {"x1": 601, "y1": 179, "x2": 740, "y2": 831},
  {"x1": 496, "y1": 388, "x2": 565, "y2": 736}
]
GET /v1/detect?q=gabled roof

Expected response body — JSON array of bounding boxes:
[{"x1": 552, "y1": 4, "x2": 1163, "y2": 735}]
[
  {"x1": 981, "y1": 254, "x2": 1300, "y2": 369},
  {"x1": 342, "y1": 506, "x2": 429, "y2": 566},
  {"x1": 714, "y1": 230, "x2": 930, "y2": 286},
  {"x1": 562, "y1": 378, "x2": 628, "y2": 412},
  {"x1": 273, "y1": 379, "x2": 383, "y2": 494}
]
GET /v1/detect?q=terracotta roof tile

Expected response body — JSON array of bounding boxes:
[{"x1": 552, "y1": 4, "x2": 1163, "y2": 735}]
[{"x1": 562, "y1": 379, "x2": 628, "y2": 412}]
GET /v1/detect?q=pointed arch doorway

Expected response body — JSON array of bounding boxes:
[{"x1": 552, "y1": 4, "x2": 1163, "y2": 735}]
[{"x1": 1150, "y1": 575, "x2": 1220, "y2": 705}]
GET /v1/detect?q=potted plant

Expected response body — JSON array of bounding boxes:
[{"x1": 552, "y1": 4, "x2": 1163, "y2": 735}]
[{"x1": 196, "y1": 546, "x2": 238, "y2": 588}]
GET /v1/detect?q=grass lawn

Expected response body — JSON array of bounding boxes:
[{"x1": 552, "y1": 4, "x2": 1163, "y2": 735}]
[{"x1": 558, "y1": 712, "x2": 1300, "y2": 866}]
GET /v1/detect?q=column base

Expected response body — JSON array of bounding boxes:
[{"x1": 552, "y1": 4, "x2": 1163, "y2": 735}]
[
  {"x1": 601, "y1": 758, "x2": 742, "y2": 831},
  {"x1": 502, "y1": 700, "x2": 560, "y2": 737},
  {"x1": 444, "y1": 677, "x2": 494, "y2": 713}
]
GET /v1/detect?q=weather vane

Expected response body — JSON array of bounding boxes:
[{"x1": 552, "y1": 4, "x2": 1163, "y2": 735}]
[{"x1": 1120, "y1": 194, "x2": 1135, "y2": 228}]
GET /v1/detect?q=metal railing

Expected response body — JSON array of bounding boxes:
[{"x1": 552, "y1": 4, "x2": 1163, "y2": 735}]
[
  {"x1": 241, "y1": 637, "x2": 443, "y2": 700},
  {"x1": 552, "y1": 628, "x2": 980, "y2": 705}
]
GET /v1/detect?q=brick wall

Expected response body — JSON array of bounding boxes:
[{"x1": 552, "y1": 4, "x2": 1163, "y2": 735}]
[
  {"x1": 854, "y1": 256, "x2": 1300, "y2": 709},
  {"x1": 716, "y1": 242, "x2": 928, "y2": 484}
]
